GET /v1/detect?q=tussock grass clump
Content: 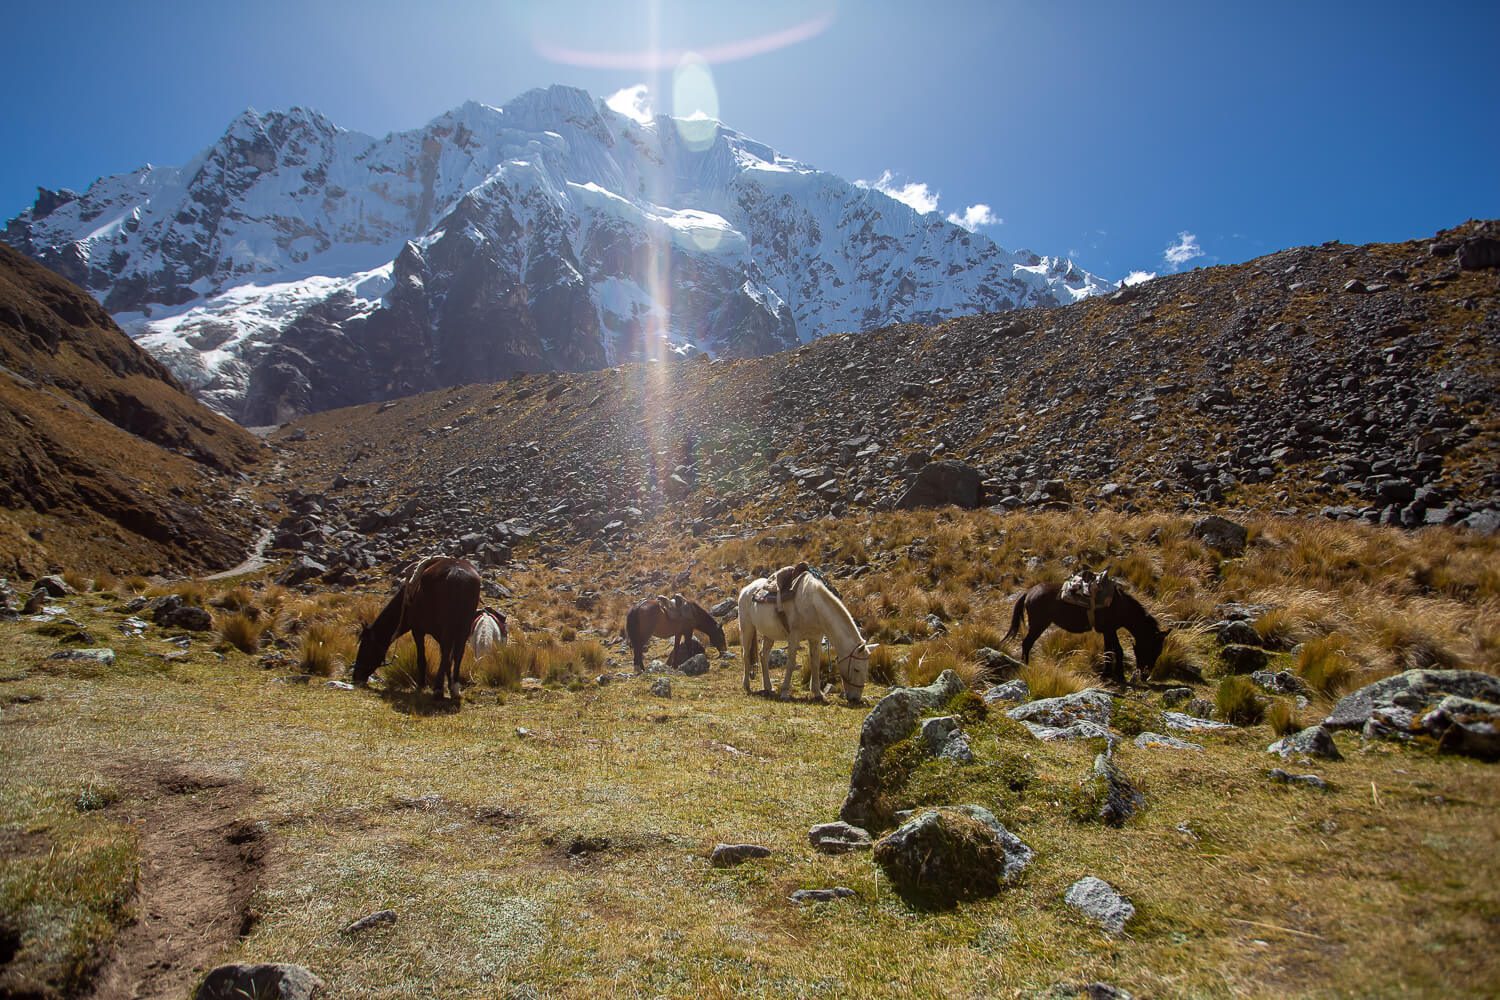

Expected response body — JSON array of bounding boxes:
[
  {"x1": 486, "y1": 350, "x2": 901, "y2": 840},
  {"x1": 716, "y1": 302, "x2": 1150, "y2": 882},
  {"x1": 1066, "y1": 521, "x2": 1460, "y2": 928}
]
[
  {"x1": 212, "y1": 585, "x2": 256, "y2": 612},
  {"x1": 946, "y1": 622, "x2": 1008, "y2": 659},
  {"x1": 1296, "y1": 635, "x2": 1357, "y2": 697},
  {"x1": 61, "y1": 570, "x2": 92, "y2": 593},
  {"x1": 1216, "y1": 675, "x2": 1266, "y2": 726},
  {"x1": 1377, "y1": 619, "x2": 1459, "y2": 672},
  {"x1": 382, "y1": 636, "x2": 427, "y2": 689},
  {"x1": 1150, "y1": 626, "x2": 1206, "y2": 682},
  {"x1": 153, "y1": 580, "x2": 207, "y2": 606},
  {"x1": 218, "y1": 611, "x2": 263, "y2": 654},
  {"x1": 121, "y1": 575, "x2": 149, "y2": 594},
  {"x1": 868, "y1": 644, "x2": 900, "y2": 686},
  {"x1": 471, "y1": 637, "x2": 602, "y2": 688},
  {"x1": 298, "y1": 621, "x2": 356, "y2": 677},
  {"x1": 1266, "y1": 697, "x2": 1301, "y2": 737},
  {"x1": 1019, "y1": 660, "x2": 1087, "y2": 700},
  {"x1": 903, "y1": 646, "x2": 981, "y2": 689}
]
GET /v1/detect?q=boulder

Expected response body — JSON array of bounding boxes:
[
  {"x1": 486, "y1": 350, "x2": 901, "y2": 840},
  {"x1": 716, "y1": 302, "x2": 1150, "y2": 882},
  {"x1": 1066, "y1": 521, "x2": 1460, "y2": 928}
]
[
  {"x1": 1324, "y1": 669, "x2": 1500, "y2": 731},
  {"x1": 668, "y1": 637, "x2": 706, "y2": 667},
  {"x1": 1006, "y1": 689, "x2": 1113, "y2": 729},
  {"x1": 1269, "y1": 769, "x2": 1328, "y2": 791},
  {"x1": 33, "y1": 575, "x2": 75, "y2": 597},
  {"x1": 808, "y1": 821, "x2": 873, "y2": 854},
  {"x1": 1064, "y1": 876, "x2": 1135, "y2": 935},
  {"x1": 1419, "y1": 696, "x2": 1500, "y2": 760},
  {"x1": 196, "y1": 964, "x2": 324, "y2": 1000},
  {"x1": 678, "y1": 652, "x2": 710, "y2": 677},
  {"x1": 648, "y1": 677, "x2": 672, "y2": 698},
  {"x1": 47, "y1": 648, "x2": 116, "y2": 665},
  {"x1": 984, "y1": 679, "x2": 1030, "y2": 704},
  {"x1": 1133, "y1": 732, "x2": 1204, "y2": 752},
  {"x1": 896, "y1": 460, "x2": 983, "y2": 510},
  {"x1": 790, "y1": 887, "x2": 856, "y2": 904},
  {"x1": 921, "y1": 716, "x2": 976, "y2": 763},
  {"x1": 872, "y1": 805, "x2": 1033, "y2": 908},
  {"x1": 1251, "y1": 669, "x2": 1309, "y2": 696},
  {"x1": 159, "y1": 604, "x2": 213, "y2": 631},
  {"x1": 1163, "y1": 711, "x2": 1233, "y2": 732},
  {"x1": 277, "y1": 556, "x2": 328, "y2": 586},
  {"x1": 1267, "y1": 725, "x2": 1343, "y2": 761},
  {"x1": 1191, "y1": 515, "x2": 1248, "y2": 556},
  {"x1": 1078, "y1": 753, "x2": 1144, "y2": 826},
  {"x1": 974, "y1": 646, "x2": 1024, "y2": 681},
  {"x1": 1457, "y1": 236, "x2": 1500, "y2": 270},
  {"x1": 840, "y1": 670, "x2": 966, "y2": 828},
  {"x1": 710, "y1": 843, "x2": 771, "y2": 867},
  {"x1": 1161, "y1": 686, "x2": 1193, "y2": 707},
  {"x1": 1217, "y1": 644, "x2": 1269, "y2": 674},
  {"x1": 1215, "y1": 620, "x2": 1261, "y2": 647}
]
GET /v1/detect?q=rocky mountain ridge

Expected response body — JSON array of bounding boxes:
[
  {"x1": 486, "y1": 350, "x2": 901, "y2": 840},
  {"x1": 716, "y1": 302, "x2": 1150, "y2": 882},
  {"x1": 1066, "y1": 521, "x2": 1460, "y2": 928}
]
[
  {"x1": 260, "y1": 222, "x2": 1499, "y2": 582},
  {"x1": 4, "y1": 86, "x2": 1108, "y2": 423},
  {"x1": 0, "y1": 244, "x2": 264, "y2": 576}
]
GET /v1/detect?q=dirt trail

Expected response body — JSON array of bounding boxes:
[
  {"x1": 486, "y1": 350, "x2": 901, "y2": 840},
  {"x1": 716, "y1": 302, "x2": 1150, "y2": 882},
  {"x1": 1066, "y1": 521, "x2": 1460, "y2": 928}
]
[
  {"x1": 86, "y1": 766, "x2": 268, "y2": 1000},
  {"x1": 202, "y1": 527, "x2": 273, "y2": 582}
]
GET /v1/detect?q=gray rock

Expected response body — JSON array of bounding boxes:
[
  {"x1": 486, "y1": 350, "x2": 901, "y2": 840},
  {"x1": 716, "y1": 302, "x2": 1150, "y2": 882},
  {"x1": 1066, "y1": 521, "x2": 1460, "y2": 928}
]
[
  {"x1": 47, "y1": 648, "x2": 115, "y2": 665},
  {"x1": 1082, "y1": 753, "x2": 1145, "y2": 826},
  {"x1": 1268, "y1": 768, "x2": 1328, "y2": 790},
  {"x1": 808, "y1": 821, "x2": 873, "y2": 854},
  {"x1": 790, "y1": 887, "x2": 856, "y2": 904},
  {"x1": 1064, "y1": 876, "x2": 1136, "y2": 935},
  {"x1": 195, "y1": 963, "x2": 324, "y2": 1000},
  {"x1": 1218, "y1": 644, "x2": 1269, "y2": 673},
  {"x1": 1191, "y1": 514, "x2": 1248, "y2": 556},
  {"x1": 710, "y1": 843, "x2": 771, "y2": 867},
  {"x1": 984, "y1": 679, "x2": 1030, "y2": 703},
  {"x1": 872, "y1": 805, "x2": 1033, "y2": 908},
  {"x1": 1252, "y1": 669, "x2": 1309, "y2": 696},
  {"x1": 33, "y1": 575, "x2": 75, "y2": 597},
  {"x1": 1163, "y1": 711, "x2": 1234, "y2": 732},
  {"x1": 710, "y1": 598, "x2": 737, "y2": 618},
  {"x1": 1007, "y1": 688, "x2": 1113, "y2": 729},
  {"x1": 896, "y1": 460, "x2": 983, "y2": 510},
  {"x1": 974, "y1": 646, "x2": 1024, "y2": 680},
  {"x1": 343, "y1": 909, "x2": 397, "y2": 934},
  {"x1": 1325, "y1": 669, "x2": 1500, "y2": 730},
  {"x1": 678, "y1": 652, "x2": 710, "y2": 676},
  {"x1": 1161, "y1": 686, "x2": 1193, "y2": 707},
  {"x1": 921, "y1": 716, "x2": 976, "y2": 762},
  {"x1": 1216, "y1": 620, "x2": 1261, "y2": 646},
  {"x1": 840, "y1": 670, "x2": 966, "y2": 828},
  {"x1": 159, "y1": 604, "x2": 214, "y2": 631},
  {"x1": 276, "y1": 555, "x2": 328, "y2": 586},
  {"x1": 649, "y1": 677, "x2": 672, "y2": 698},
  {"x1": 1020, "y1": 719, "x2": 1120, "y2": 748},
  {"x1": 1268, "y1": 725, "x2": 1343, "y2": 761},
  {"x1": 1133, "y1": 732, "x2": 1204, "y2": 751},
  {"x1": 1417, "y1": 695, "x2": 1500, "y2": 760}
]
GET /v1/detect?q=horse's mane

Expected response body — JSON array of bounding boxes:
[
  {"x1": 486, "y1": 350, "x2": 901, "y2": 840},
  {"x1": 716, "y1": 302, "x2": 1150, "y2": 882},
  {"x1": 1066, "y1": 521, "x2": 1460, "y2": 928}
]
[{"x1": 800, "y1": 573, "x2": 861, "y2": 638}]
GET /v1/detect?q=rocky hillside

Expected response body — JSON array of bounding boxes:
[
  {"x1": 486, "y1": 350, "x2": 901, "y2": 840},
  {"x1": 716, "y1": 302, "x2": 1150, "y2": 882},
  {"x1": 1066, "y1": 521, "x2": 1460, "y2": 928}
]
[
  {"x1": 261, "y1": 222, "x2": 1498, "y2": 580},
  {"x1": 4, "y1": 86, "x2": 1107, "y2": 423},
  {"x1": 0, "y1": 245, "x2": 265, "y2": 576}
]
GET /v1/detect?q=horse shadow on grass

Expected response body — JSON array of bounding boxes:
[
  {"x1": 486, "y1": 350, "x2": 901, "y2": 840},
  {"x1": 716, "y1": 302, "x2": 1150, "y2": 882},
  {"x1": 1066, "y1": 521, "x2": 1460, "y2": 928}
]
[{"x1": 374, "y1": 685, "x2": 464, "y2": 717}]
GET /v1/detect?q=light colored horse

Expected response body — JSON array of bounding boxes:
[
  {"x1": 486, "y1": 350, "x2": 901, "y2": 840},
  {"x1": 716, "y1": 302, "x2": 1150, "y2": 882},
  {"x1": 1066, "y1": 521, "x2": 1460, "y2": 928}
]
[
  {"x1": 737, "y1": 573, "x2": 872, "y2": 703},
  {"x1": 467, "y1": 608, "x2": 508, "y2": 663}
]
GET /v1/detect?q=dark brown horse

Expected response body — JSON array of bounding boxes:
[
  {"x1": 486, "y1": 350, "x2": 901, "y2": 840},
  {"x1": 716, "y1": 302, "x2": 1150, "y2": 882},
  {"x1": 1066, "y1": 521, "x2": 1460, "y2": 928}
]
[
  {"x1": 1003, "y1": 582, "x2": 1168, "y2": 684},
  {"x1": 624, "y1": 597, "x2": 726, "y2": 670},
  {"x1": 354, "y1": 556, "x2": 481, "y2": 700}
]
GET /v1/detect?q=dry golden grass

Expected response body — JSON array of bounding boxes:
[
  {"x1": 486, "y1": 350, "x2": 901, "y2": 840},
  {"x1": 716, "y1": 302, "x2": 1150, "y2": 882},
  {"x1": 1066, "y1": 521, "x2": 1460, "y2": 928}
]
[
  {"x1": 297, "y1": 620, "x2": 356, "y2": 677},
  {"x1": 1265, "y1": 697, "x2": 1301, "y2": 737},
  {"x1": 1019, "y1": 659, "x2": 1088, "y2": 700},
  {"x1": 1215, "y1": 675, "x2": 1266, "y2": 726},
  {"x1": 1295, "y1": 634, "x2": 1358, "y2": 697},
  {"x1": 217, "y1": 611, "x2": 263, "y2": 654}
]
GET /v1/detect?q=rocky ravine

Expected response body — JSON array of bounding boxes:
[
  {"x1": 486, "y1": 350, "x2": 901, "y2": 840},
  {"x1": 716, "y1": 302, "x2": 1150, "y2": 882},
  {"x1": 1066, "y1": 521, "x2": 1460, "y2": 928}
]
[{"x1": 261, "y1": 223, "x2": 1498, "y2": 580}]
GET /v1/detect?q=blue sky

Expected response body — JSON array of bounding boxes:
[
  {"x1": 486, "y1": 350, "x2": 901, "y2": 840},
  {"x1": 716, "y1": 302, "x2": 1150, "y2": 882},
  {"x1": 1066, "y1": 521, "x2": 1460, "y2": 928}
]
[{"x1": 3, "y1": 0, "x2": 1496, "y2": 281}]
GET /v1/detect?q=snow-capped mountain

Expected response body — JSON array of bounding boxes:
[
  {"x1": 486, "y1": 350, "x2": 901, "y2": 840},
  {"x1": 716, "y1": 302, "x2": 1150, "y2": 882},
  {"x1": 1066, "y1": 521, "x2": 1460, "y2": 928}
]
[{"x1": 4, "y1": 85, "x2": 1110, "y2": 423}]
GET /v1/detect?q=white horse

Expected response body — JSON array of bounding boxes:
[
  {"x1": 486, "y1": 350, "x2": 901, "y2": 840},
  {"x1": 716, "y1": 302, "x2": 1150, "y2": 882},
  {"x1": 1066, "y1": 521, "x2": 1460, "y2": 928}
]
[
  {"x1": 467, "y1": 608, "x2": 508, "y2": 662},
  {"x1": 737, "y1": 573, "x2": 872, "y2": 703}
]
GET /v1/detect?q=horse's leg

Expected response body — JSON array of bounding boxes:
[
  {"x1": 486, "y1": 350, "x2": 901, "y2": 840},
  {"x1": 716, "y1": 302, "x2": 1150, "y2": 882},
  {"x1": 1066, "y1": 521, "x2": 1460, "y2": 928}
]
[
  {"x1": 760, "y1": 631, "x2": 773, "y2": 695},
  {"x1": 779, "y1": 630, "x2": 798, "y2": 700},
  {"x1": 741, "y1": 620, "x2": 755, "y2": 693},
  {"x1": 413, "y1": 630, "x2": 435, "y2": 695},
  {"x1": 1021, "y1": 621, "x2": 1045, "y2": 664},
  {"x1": 808, "y1": 634, "x2": 824, "y2": 702},
  {"x1": 1103, "y1": 630, "x2": 1126, "y2": 685}
]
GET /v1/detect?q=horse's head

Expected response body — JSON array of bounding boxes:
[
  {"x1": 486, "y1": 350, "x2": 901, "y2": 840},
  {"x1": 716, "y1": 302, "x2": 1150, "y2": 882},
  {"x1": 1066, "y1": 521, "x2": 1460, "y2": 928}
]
[
  {"x1": 703, "y1": 612, "x2": 727, "y2": 654},
  {"x1": 837, "y1": 642, "x2": 874, "y2": 704},
  {"x1": 351, "y1": 622, "x2": 382, "y2": 686}
]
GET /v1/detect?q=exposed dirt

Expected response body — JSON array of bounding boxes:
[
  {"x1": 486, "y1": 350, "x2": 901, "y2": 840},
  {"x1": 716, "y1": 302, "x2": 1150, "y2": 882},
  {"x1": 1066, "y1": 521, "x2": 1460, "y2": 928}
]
[{"x1": 83, "y1": 764, "x2": 269, "y2": 1000}]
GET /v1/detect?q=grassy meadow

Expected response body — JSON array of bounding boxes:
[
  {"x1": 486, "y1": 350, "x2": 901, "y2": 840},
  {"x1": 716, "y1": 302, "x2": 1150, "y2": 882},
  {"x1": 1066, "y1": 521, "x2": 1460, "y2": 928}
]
[{"x1": 2, "y1": 508, "x2": 1498, "y2": 999}]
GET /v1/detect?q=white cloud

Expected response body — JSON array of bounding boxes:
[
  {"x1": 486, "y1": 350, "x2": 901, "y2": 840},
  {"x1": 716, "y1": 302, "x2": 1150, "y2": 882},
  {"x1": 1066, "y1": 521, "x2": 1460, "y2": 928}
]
[
  {"x1": 1121, "y1": 270, "x2": 1156, "y2": 286},
  {"x1": 856, "y1": 170, "x2": 940, "y2": 215},
  {"x1": 946, "y1": 203, "x2": 1001, "y2": 231},
  {"x1": 1163, "y1": 231, "x2": 1204, "y2": 269},
  {"x1": 605, "y1": 84, "x2": 653, "y2": 125}
]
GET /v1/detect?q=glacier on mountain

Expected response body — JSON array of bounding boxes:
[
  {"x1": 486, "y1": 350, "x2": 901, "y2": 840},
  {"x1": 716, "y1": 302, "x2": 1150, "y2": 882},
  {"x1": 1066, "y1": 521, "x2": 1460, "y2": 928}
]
[{"x1": 4, "y1": 85, "x2": 1111, "y2": 421}]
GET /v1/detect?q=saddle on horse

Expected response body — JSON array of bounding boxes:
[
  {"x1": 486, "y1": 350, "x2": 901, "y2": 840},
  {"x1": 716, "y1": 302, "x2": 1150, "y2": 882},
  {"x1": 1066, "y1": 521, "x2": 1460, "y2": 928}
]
[
  {"x1": 1060, "y1": 569, "x2": 1118, "y2": 631},
  {"x1": 751, "y1": 562, "x2": 812, "y2": 630},
  {"x1": 655, "y1": 593, "x2": 692, "y2": 629}
]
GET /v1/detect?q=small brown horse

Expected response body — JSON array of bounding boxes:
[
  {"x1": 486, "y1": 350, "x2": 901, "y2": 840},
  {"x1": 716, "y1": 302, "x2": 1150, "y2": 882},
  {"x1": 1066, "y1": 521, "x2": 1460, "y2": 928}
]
[
  {"x1": 1004, "y1": 582, "x2": 1168, "y2": 684},
  {"x1": 354, "y1": 556, "x2": 481, "y2": 700},
  {"x1": 625, "y1": 597, "x2": 726, "y2": 670}
]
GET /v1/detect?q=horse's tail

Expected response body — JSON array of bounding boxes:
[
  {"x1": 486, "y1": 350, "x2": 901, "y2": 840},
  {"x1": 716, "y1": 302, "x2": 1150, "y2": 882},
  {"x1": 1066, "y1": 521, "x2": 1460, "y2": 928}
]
[
  {"x1": 1003, "y1": 592, "x2": 1027, "y2": 644},
  {"x1": 744, "y1": 624, "x2": 757, "y2": 666},
  {"x1": 623, "y1": 606, "x2": 641, "y2": 647}
]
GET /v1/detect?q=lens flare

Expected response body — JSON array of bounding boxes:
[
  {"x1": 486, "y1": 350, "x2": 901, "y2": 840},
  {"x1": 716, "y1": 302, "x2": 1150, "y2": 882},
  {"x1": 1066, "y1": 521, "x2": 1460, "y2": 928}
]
[{"x1": 672, "y1": 54, "x2": 719, "y2": 152}]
